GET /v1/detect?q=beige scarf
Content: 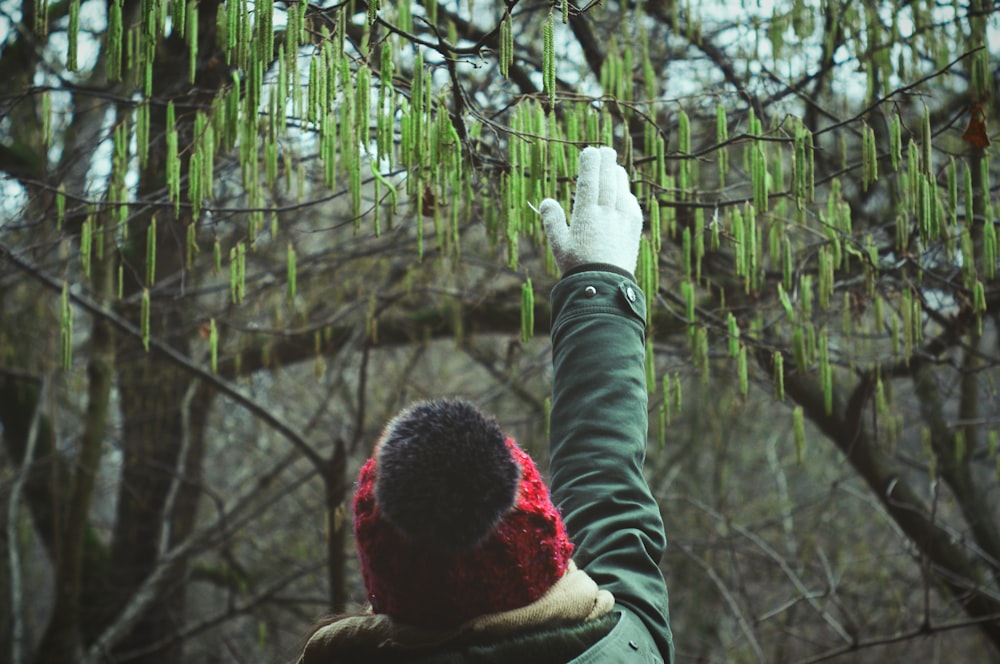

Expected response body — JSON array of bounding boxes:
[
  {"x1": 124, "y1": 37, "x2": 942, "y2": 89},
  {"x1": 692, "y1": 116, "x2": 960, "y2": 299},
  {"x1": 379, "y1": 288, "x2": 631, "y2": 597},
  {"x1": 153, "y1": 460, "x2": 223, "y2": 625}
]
[{"x1": 299, "y1": 561, "x2": 614, "y2": 662}]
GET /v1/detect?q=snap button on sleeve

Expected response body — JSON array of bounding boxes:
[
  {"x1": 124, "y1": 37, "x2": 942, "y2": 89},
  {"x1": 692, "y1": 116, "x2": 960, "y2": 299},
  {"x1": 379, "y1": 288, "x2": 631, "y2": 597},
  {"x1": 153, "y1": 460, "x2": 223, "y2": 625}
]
[
  {"x1": 584, "y1": 285, "x2": 598, "y2": 297},
  {"x1": 625, "y1": 286, "x2": 636, "y2": 302}
]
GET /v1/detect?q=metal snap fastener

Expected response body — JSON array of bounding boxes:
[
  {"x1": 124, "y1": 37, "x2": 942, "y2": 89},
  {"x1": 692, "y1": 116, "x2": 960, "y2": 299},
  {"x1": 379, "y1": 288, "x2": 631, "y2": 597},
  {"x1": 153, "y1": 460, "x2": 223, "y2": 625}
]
[
  {"x1": 626, "y1": 287, "x2": 636, "y2": 302},
  {"x1": 628, "y1": 640, "x2": 639, "y2": 650},
  {"x1": 584, "y1": 285, "x2": 597, "y2": 297}
]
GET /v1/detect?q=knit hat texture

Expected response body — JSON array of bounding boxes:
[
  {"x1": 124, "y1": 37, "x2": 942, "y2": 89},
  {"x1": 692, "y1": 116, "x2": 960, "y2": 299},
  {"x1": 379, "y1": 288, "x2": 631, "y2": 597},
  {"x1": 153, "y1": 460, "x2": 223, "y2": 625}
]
[{"x1": 353, "y1": 399, "x2": 574, "y2": 628}]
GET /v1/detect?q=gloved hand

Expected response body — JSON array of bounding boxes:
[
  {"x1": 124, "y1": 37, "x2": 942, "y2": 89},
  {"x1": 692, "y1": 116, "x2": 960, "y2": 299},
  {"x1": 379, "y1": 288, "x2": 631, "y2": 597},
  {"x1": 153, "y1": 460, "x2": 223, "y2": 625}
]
[{"x1": 539, "y1": 146, "x2": 643, "y2": 275}]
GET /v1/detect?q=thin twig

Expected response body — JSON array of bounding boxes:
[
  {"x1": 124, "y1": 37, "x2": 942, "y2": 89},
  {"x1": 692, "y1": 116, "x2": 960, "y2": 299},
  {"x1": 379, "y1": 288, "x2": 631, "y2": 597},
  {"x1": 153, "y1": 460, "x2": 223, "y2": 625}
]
[
  {"x1": 6, "y1": 375, "x2": 47, "y2": 664},
  {"x1": 0, "y1": 242, "x2": 324, "y2": 469}
]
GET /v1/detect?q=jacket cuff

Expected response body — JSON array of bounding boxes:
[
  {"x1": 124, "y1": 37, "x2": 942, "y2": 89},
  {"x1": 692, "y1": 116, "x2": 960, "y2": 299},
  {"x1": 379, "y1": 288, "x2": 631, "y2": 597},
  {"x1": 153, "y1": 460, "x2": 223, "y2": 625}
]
[
  {"x1": 562, "y1": 263, "x2": 635, "y2": 281},
  {"x1": 550, "y1": 270, "x2": 647, "y2": 336}
]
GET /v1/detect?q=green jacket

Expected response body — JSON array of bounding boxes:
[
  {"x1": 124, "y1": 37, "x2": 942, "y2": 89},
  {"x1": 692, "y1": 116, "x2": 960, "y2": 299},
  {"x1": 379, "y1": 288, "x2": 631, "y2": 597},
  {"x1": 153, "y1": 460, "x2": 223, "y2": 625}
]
[
  {"x1": 299, "y1": 268, "x2": 674, "y2": 663},
  {"x1": 547, "y1": 267, "x2": 673, "y2": 663}
]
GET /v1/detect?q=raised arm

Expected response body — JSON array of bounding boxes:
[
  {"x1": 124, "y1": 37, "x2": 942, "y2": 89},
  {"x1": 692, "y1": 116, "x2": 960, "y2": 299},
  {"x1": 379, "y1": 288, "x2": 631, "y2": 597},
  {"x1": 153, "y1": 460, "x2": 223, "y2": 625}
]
[{"x1": 541, "y1": 147, "x2": 674, "y2": 662}]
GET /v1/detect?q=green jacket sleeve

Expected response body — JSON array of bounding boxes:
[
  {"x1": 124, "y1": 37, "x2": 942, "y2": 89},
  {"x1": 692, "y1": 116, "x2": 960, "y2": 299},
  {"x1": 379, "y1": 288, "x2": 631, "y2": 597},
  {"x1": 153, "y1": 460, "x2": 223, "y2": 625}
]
[{"x1": 548, "y1": 268, "x2": 674, "y2": 663}]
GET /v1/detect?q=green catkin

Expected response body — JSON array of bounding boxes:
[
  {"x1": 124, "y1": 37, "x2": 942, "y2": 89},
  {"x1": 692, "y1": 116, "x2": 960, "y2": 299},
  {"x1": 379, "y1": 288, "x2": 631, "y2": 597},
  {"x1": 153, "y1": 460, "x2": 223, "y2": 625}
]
[
  {"x1": 146, "y1": 216, "x2": 157, "y2": 286},
  {"x1": 321, "y1": 113, "x2": 335, "y2": 187},
  {"x1": 140, "y1": 288, "x2": 150, "y2": 351},
  {"x1": 710, "y1": 208, "x2": 721, "y2": 250},
  {"x1": 397, "y1": 0, "x2": 412, "y2": 31},
  {"x1": 922, "y1": 105, "x2": 932, "y2": 175},
  {"x1": 732, "y1": 206, "x2": 745, "y2": 277},
  {"x1": 867, "y1": 122, "x2": 877, "y2": 184},
  {"x1": 752, "y1": 142, "x2": 768, "y2": 212},
  {"x1": 875, "y1": 374, "x2": 888, "y2": 418},
  {"x1": 172, "y1": 0, "x2": 184, "y2": 37},
  {"x1": 80, "y1": 217, "x2": 92, "y2": 277},
  {"x1": 166, "y1": 101, "x2": 179, "y2": 213},
  {"x1": 379, "y1": 42, "x2": 395, "y2": 162},
  {"x1": 68, "y1": 0, "x2": 80, "y2": 70},
  {"x1": 229, "y1": 246, "x2": 238, "y2": 303},
  {"x1": 61, "y1": 283, "x2": 73, "y2": 369},
  {"x1": 890, "y1": 113, "x2": 901, "y2": 172},
  {"x1": 916, "y1": 175, "x2": 929, "y2": 241},
  {"x1": 521, "y1": 278, "x2": 535, "y2": 343},
  {"x1": 673, "y1": 371, "x2": 682, "y2": 415},
  {"x1": 819, "y1": 328, "x2": 832, "y2": 414},
  {"x1": 974, "y1": 281, "x2": 987, "y2": 334},
  {"x1": 34, "y1": 0, "x2": 50, "y2": 35},
  {"x1": 239, "y1": 0, "x2": 251, "y2": 70},
  {"x1": 287, "y1": 243, "x2": 297, "y2": 303},
  {"x1": 773, "y1": 351, "x2": 784, "y2": 400},
  {"x1": 543, "y1": 12, "x2": 555, "y2": 105},
  {"x1": 682, "y1": 280, "x2": 695, "y2": 330},
  {"x1": 862, "y1": 122, "x2": 874, "y2": 191},
  {"x1": 186, "y1": 222, "x2": 198, "y2": 269},
  {"x1": 56, "y1": 185, "x2": 65, "y2": 229},
  {"x1": 678, "y1": 110, "x2": 690, "y2": 198},
  {"x1": 727, "y1": 313, "x2": 740, "y2": 358},
  {"x1": 806, "y1": 125, "x2": 815, "y2": 203},
  {"x1": 889, "y1": 309, "x2": 901, "y2": 361},
  {"x1": 901, "y1": 288, "x2": 915, "y2": 359},
  {"x1": 738, "y1": 344, "x2": 748, "y2": 396},
  {"x1": 984, "y1": 221, "x2": 996, "y2": 280},
  {"x1": 906, "y1": 139, "x2": 919, "y2": 213},
  {"x1": 793, "y1": 123, "x2": 805, "y2": 209},
  {"x1": 209, "y1": 319, "x2": 218, "y2": 373},
  {"x1": 697, "y1": 327, "x2": 710, "y2": 383},
  {"x1": 818, "y1": 247, "x2": 831, "y2": 310},
  {"x1": 792, "y1": 325, "x2": 807, "y2": 373},
  {"x1": 662, "y1": 374, "x2": 671, "y2": 427},
  {"x1": 499, "y1": 14, "x2": 512, "y2": 78},
  {"x1": 640, "y1": 238, "x2": 656, "y2": 314},
  {"x1": 961, "y1": 226, "x2": 975, "y2": 287},
  {"x1": 237, "y1": 241, "x2": 246, "y2": 302},
  {"x1": 107, "y1": 0, "x2": 123, "y2": 81},
  {"x1": 717, "y1": 104, "x2": 729, "y2": 187},
  {"x1": 768, "y1": 219, "x2": 782, "y2": 270},
  {"x1": 694, "y1": 208, "x2": 704, "y2": 282},
  {"x1": 41, "y1": 92, "x2": 52, "y2": 147},
  {"x1": 801, "y1": 274, "x2": 813, "y2": 319},
  {"x1": 744, "y1": 202, "x2": 758, "y2": 291},
  {"x1": 778, "y1": 282, "x2": 794, "y2": 321},
  {"x1": 947, "y1": 157, "x2": 958, "y2": 232},
  {"x1": 187, "y1": 0, "x2": 198, "y2": 82},
  {"x1": 307, "y1": 55, "x2": 319, "y2": 124},
  {"x1": 189, "y1": 150, "x2": 202, "y2": 216},
  {"x1": 964, "y1": 162, "x2": 975, "y2": 228},
  {"x1": 650, "y1": 203, "x2": 661, "y2": 253},
  {"x1": 793, "y1": 406, "x2": 805, "y2": 463}
]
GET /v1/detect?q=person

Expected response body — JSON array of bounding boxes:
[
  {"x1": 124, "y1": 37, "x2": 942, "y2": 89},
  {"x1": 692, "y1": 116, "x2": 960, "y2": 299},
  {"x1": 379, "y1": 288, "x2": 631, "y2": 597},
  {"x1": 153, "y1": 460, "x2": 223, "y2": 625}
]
[{"x1": 296, "y1": 146, "x2": 674, "y2": 663}]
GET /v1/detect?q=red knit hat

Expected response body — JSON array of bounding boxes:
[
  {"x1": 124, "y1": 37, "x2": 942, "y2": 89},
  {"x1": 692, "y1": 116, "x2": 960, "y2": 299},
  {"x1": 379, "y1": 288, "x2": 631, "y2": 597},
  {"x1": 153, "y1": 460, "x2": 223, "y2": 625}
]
[{"x1": 353, "y1": 399, "x2": 574, "y2": 628}]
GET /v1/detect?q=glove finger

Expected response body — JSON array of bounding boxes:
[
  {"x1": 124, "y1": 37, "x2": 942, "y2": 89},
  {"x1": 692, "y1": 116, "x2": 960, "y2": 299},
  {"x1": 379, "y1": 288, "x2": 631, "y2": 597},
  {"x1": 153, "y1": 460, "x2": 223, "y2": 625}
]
[
  {"x1": 617, "y1": 164, "x2": 641, "y2": 222},
  {"x1": 597, "y1": 146, "x2": 619, "y2": 208},
  {"x1": 572, "y1": 146, "x2": 602, "y2": 211},
  {"x1": 539, "y1": 198, "x2": 569, "y2": 250}
]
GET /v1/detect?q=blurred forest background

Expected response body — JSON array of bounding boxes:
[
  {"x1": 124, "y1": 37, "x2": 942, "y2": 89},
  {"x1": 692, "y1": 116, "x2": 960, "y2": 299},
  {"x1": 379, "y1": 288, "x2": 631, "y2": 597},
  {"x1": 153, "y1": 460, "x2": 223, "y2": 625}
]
[{"x1": 1, "y1": 0, "x2": 999, "y2": 661}]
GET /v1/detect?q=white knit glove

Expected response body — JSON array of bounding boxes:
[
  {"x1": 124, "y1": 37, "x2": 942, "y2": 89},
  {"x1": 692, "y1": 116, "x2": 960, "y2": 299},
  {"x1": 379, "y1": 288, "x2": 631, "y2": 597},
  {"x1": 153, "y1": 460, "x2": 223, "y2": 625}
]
[{"x1": 539, "y1": 146, "x2": 643, "y2": 275}]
